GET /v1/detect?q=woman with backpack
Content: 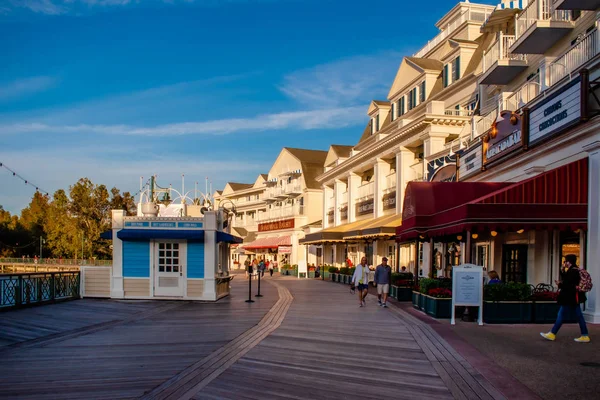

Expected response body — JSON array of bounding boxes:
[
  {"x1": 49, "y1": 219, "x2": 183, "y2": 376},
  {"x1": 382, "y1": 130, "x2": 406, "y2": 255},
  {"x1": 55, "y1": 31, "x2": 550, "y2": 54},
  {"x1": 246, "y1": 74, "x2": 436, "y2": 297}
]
[{"x1": 541, "y1": 254, "x2": 591, "y2": 343}]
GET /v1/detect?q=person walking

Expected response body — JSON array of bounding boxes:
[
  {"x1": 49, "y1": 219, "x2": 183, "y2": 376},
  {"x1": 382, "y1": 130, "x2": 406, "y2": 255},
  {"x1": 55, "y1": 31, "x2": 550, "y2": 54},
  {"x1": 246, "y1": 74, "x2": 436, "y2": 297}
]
[
  {"x1": 374, "y1": 257, "x2": 392, "y2": 308},
  {"x1": 541, "y1": 254, "x2": 591, "y2": 343},
  {"x1": 351, "y1": 256, "x2": 370, "y2": 307},
  {"x1": 269, "y1": 260, "x2": 274, "y2": 277},
  {"x1": 250, "y1": 259, "x2": 258, "y2": 280}
]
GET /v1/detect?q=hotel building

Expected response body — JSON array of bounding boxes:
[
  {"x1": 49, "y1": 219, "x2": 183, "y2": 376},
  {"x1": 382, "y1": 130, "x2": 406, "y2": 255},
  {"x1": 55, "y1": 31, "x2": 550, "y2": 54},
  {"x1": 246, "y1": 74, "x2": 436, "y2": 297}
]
[
  {"x1": 395, "y1": 0, "x2": 600, "y2": 323},
  {"x1": 215, "y1": 147, "x2": 326, "y2": 268}
]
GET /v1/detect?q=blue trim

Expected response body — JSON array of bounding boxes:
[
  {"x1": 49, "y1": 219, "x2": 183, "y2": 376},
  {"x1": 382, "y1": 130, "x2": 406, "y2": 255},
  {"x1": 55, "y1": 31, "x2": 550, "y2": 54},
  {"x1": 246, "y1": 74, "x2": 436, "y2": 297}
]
[
  {"x1": 117, "y1": 229, "x2": 205, "y2": 241},
  {"x1": 187, "y1": 242, "x2": 205, "y2": 279},
  {"x1": 100, "y1": 230, "x2": 112, "y2": 240},
  {"x1": 123, "y1": 241, "x2": 150, "y2": 278},
  {"x1": 217, "y1": 232, "x2": 243, "y2": 244}
]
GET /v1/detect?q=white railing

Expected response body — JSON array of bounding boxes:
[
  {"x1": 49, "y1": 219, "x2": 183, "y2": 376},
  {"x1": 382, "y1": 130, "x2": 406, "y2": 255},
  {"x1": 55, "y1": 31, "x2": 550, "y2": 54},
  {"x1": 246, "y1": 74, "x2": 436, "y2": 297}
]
[
  {"x1": 548, "y1": 28, "x2": 599, "y2": 86},
  {"x1": 257, "y1": 204, "x2": 304, "y2": 221},
  {"x1": 385, "y1": 173, "x2": 397, "y2": 191},
  {"x1": 475, "y1": 109, "x2": 498, "y2": 137},
  {"x1": 516, "y1": 0, "x2": 571, "y2": 38},
  {"x1": 505, "y1": 74, "x2": 542, "y2": 110},
  {"x1": 357, "y1": 181, "x2": 374, "y2": 199},
  {"x1": 481, "y1": 93, "x2": 500, "y2": 115},
  {"x1": 283, "y1": 184, "x2": 302, "y2": 194},
  {"x1": 483, "y1": 34, "x2": 526, "y2": 73},
  {"x1": 444, "y1": 109, "x2": 475, "y2": 117},
  {"x1": 414, "y1": 7, "x2": 492, "y2": 58}
]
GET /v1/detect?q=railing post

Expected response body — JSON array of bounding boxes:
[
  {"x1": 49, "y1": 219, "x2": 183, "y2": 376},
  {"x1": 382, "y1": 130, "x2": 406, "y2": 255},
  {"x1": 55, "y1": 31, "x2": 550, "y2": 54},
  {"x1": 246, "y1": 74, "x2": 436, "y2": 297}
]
[
  {"x1": 16, "y1": 275, "x2": 23, "y2": 306},
  {"x1": 50, "y1": 273, "x2": 55, "y2": 302}
]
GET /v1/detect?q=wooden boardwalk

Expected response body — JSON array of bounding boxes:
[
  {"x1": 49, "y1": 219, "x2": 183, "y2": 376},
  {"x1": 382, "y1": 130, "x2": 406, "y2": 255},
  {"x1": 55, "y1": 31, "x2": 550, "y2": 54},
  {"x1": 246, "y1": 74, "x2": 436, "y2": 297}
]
[{"x1": 0, "y1": 277, "x2": 506, "y2": 400}]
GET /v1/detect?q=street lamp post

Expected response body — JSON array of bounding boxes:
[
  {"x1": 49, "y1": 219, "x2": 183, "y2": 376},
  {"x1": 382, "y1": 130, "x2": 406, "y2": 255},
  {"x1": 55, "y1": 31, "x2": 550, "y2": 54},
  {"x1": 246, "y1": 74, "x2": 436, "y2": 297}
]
[{"x1": 40, "y1": 237, "x2": 45, "y2": 261}]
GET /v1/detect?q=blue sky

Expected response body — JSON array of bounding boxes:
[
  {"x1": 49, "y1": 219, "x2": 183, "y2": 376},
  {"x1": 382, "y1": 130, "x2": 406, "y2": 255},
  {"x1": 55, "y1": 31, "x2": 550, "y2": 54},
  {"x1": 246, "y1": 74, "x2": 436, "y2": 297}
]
[{"x1": 0, "y1": 0, "x2": 496, "y2": 214}]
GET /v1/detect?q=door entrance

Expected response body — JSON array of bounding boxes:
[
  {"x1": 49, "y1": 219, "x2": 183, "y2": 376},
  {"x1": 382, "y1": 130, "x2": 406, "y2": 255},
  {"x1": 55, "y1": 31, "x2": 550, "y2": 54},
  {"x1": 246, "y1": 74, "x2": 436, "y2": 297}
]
[
  {"x1": 502, "y1": 244, "x2": 528, "y2": 283},
  {"x1": 154, "y1": 241, "x2": 185, "y2": 297}
]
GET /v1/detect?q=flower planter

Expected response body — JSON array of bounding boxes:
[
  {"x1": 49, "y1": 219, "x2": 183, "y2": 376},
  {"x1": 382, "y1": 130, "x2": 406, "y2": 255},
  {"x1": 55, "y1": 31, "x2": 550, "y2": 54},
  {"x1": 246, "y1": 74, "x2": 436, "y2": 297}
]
[
  {"x1": 395, "y1": 287, "x2": 413, "y2": 302},
  {"x1": 308, "y1": 271, "x2": 315, "y2": 278},
  {"x1": 412, "y1": 291, "x2": 420, "y2": 309},
  {"x1": 533, "y1": 302, "x2": 578, "y2": 324},
  {"x1": 330, "y1": 273, "x2": 337, "y2": 281},
  {"x1": 483, "y1": 301, "x2": 533, "y2": 324},
  {"x1": 390, "y1": 286, "x2": 397, "y2": 298},
  {"x1": 323, "y1": 271, "x2": 330, "y2": 279},
  {"x1": 418, "y1": 292, "x2": 426, "y2": 310},
  {"x1": 424, "y1": 295, "x2": 452, "y2": 318}
]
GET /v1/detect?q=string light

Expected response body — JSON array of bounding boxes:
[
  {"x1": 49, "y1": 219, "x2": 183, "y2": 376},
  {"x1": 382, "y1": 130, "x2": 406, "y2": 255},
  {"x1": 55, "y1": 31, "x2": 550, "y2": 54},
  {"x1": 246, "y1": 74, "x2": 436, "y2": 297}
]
[{"x1": 0, "y1": 161, "x2": 48, "y2": 195}]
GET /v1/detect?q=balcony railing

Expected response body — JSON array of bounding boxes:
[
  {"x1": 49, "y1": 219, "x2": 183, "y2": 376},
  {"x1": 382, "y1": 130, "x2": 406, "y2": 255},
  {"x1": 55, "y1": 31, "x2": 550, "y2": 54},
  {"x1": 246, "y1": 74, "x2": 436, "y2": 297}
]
[
  {"x1": 548, "y1": 28, "x2": 599, "y2": 86},
  {"x1": 357, "y1": 182, "x2": 374, "y2": 199},
  {"x1": 475, "y1": 109, "x2": 498, "y2": 137},
  {"x1": 385, "y1": 173, "x2": 397, "y2": 191},
  {"x1": 444, "y1": 109, "x2": 475, "y2": 117},
  {"x1": 414, "y1": 7, "x2": 492, "y2": 58},
  {"x1": 257, "y1": 204, "x2": 304, "y2": 221},
  {"x1": 505, "y1": 74, "x2": 542, "y2": 110},
  {"x1": 483, "y1": 34, "x2": 527, "y2": 73},
  {"x1": 516, "y1": 0, "x2": 571, "y2": 38}
]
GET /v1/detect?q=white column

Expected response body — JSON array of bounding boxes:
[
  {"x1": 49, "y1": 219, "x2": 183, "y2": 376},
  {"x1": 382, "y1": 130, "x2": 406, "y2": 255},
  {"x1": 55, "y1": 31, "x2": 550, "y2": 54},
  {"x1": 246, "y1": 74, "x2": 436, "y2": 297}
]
[
  {"x1": 374, "y1": 159, "x2": 390, "y2": 218},
  {"x1": 334, "y1": 179, "x2": 345, "y2": 226},
  {"x1": 111, "y1": 210, "x2": 125, "y2": 298},
  {"x1": 347, "y1": 173, "x2": 361, "y2": 223},
  {"x1": 396, "y1": 147, "x2": 415, "y2": 215},
  {"x1": 584, "y1": 141, "x2": 600, "y2": 323},
  {"x1": 203, "y1": 211, "x2": 218, "y2": 301}
]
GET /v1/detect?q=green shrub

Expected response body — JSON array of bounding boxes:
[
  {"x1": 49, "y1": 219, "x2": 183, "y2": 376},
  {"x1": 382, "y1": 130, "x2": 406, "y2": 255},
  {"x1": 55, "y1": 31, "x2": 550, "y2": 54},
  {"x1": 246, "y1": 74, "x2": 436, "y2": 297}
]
[
  {"x1": 348, "y1": 267, "x2": 356, "y2": 277},
  {"x1": 328, "y1": 266, "x2": 339, "y2": 273},
  {"x1": 484, "y1": 282, "x2": 533, "y2": 301},
  {"x1": 419, "y1": 278, "x2": 452, "y2": 294},
  {"x1": 282, "y1": 264, "x2": 291, "y2": 270},
  {"x1": 339, "y1": 267, "x2": 349, "y2": 275}
]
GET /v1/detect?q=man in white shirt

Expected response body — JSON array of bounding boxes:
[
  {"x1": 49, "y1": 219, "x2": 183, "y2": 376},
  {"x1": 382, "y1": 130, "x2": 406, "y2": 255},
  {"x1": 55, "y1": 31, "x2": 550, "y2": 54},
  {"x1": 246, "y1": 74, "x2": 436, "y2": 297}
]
[{"x1": 351, "y1": 256, "x2": 370, "y2": 307}]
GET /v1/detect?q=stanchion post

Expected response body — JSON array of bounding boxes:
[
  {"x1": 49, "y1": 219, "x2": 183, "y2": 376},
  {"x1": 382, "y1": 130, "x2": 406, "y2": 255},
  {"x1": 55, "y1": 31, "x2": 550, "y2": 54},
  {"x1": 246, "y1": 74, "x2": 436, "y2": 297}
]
[
  {"x1": 245, "y1": 270, "x2": 255, "y2": 303},
  {"x1": 255, "y1": 268, "x2": 263, "y2": 297}
]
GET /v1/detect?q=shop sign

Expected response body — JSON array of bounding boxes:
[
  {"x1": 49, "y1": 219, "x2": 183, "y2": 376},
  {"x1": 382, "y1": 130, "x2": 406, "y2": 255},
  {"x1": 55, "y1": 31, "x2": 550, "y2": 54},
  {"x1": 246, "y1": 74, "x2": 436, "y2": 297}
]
[
  {"x1": 451, "y1": 264, "x2": 484, "y2": 326},
  {"x1": 356, "y1": 199, "x2": 374, "y2": 216},
  {"x1": 124, "y1": 220, "x2": 204, "y2": 229},
  {"x1": 340, "y1": 206, "x2": 348, "y2": 220},
  {"x1": 482, "y1": 110, "x2": 523, "y2": 166},
  {"x1": 124, "y1": 221, "x2": 150, "y2": 227},
  {"x1": 529, "y1": 79, "x2": 581, "y2": 145},
  {"x1": 177, "y1": 222, "x2": 203, "y2": 229},
  {"x1": 382, "y1": 192, "x2": 396, "y2": 210},
  {"x1": 150, "y1": 221, "x2": 177, "y2": 228},
  {"x1": 278, "y1": 245, "x2": 292, "y2": 254},
  {"x1": 457, "y1": 145, "x2": 482, "y2": 181},
  {"x1": 427, "y1": 153, "x2": 458, "y2": 182},
  {"x1": 258, "y1": 219, "x2": 295, "y2": 232}
]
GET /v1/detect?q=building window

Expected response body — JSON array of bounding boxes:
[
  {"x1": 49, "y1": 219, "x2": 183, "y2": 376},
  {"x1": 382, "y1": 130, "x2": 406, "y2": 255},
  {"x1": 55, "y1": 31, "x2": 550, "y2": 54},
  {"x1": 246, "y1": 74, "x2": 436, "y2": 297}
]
[
  {"x1": 375, "y1": 114, "x2": 380, "y2": 131},
  {"x1": 420, "y1": 81, "x2": 426, "y2": 103},
  {"x1": 443, "y1": 64, "x2": 449, "y2": 88},
  {"x1": 391, "y1": 103, "x2": 395, "y2": 121},
  {"x1": 452, "y1": 56, "x2": 460, "y2": 82},
  {"x1": 399, "y1": 97, "x2": 405, "y2": 116},
  {"x1": 370, "y1": 119, "x2": 374, "y2": 135},
  {"x1": 408, "y1": 88, "x2": 417, "y2": 110}
]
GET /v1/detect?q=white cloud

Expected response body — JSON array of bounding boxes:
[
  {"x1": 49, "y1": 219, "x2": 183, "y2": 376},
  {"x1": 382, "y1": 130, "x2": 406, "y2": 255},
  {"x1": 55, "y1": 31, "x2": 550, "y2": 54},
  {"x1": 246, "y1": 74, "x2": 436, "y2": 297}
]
[
  {"x1": 279, "y1": 51, "x2": 403, "y2": 107},
  {"x1": 0, "y1": 76, "x2": 57, "y2": 100},
  {"x1": 9, "y1": 0, "x2": 68, "y2": 15},
  {"x1": 0, "y1": 106, "x2": 366, "y2": 137}
]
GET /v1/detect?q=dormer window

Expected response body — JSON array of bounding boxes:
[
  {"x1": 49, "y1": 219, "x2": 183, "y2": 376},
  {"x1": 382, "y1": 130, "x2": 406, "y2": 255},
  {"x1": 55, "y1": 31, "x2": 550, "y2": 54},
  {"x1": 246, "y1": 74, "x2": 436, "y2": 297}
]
[
  {"x1": 398, "y1": 97, "x2": 405, "y2": 116},
  {"x1": 391, "y1": 103, "x2": 395, "y2": 121},
  {"x1": 443, "y1": 56, "x2": 461, "y2": 88},
  {"x1": 420, "y1": 81, "x2": 426, "y2": 103},
  {"x1": 452, "y1": 56, "x2": 460, "y2": 82},
  {"x1": 375, "y1": 114, "x2": 380, "y2": 131},
  {"x1": 408, "y1": 87, "x2": 418, "y2": 111}
]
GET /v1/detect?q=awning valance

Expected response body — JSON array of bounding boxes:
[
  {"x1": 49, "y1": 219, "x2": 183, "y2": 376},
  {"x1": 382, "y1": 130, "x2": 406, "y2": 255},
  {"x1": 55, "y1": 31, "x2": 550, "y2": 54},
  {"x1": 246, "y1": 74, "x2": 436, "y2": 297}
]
[
  {"x1": 396, "y1": 158, "x2": 588, "y2": 242},
  {"x1": 117, "y1": 229, "x2": 205, "y2": 241},
  {"x1": 243, "y1": 235, "x2": 291, "y2": 250},
  {"x1": 299, "y1": 219, "x2": 372, "y2": 244},
  {"x1": 217, "y1": 232, "x2": 243, "y2": 244},
  {"x1": 343, "y1": 213, "x2": 402, "y2": 240}
]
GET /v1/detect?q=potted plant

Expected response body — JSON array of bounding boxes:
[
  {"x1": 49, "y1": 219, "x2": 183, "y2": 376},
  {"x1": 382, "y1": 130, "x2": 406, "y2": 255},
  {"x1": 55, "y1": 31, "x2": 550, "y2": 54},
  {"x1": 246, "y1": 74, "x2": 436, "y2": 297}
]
[
  {"x1": 328, "y1": 266, "x2": 338, "y2": 281},
  {"x1": 424, "y1": 288, "x2": 452, "y2": 318},
  {"x1": 392, "y1": 272, "x2": 414, "y2": 302},
  {"x1": 483, "y1": 282, "x2": 533, "y2": 323},
  {"x1": 531, "y1": 287, "x2": 578, "y2": 324}
]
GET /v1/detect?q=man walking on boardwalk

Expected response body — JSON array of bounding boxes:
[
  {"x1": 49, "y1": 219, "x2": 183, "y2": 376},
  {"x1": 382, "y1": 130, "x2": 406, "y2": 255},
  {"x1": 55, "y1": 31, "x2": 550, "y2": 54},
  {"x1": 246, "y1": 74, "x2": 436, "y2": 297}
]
[
  {"x1": 352, "y1": 256, "x2": 370, "y2": 307},
  {"x1": 374, "y1": 257, "x2": 392, "y2": 307}
]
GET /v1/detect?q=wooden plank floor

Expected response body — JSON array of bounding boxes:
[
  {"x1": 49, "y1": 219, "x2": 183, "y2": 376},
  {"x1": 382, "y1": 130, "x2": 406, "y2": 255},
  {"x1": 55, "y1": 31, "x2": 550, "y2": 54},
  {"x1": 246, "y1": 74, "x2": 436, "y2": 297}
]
[
  {"x1": 193, "y1": 279, "x2": 503, "y2": 400},
  {"x1": 0, "y1": 277, "x2": 506, "y2": 400},
  {"x1": 0, "y1": 277, "x2": 278, "y2": 399}
]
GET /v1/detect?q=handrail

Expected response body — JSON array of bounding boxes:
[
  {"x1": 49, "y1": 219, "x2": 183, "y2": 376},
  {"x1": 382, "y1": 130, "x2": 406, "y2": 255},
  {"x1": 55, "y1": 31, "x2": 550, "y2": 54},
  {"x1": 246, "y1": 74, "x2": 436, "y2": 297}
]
[
  {"x1": 0, "y1": 271, "x2": 80, "y2": 310},
  {"x1": 548, "y1": 28, "x2": 599, "y2": 86},
  {"x1": 0, "y1": 258, "x2": 112, "y2": 266},
  {"x1": 505, "y1": 73, "x2": 541, "y2": 110},
  {"x1": 516, "y1": 0, "x2": 571, "y2": 38},
  {"x1": 483, "y1": 34, "x2": 526, "y2": 73}
]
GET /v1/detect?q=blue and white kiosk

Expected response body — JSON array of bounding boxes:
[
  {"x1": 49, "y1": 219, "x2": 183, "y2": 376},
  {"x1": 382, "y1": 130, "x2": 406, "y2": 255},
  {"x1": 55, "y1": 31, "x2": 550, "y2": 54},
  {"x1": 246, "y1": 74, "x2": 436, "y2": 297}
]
[{"x1": 108, "y1": 178, "x2": 240, "y2": 301}]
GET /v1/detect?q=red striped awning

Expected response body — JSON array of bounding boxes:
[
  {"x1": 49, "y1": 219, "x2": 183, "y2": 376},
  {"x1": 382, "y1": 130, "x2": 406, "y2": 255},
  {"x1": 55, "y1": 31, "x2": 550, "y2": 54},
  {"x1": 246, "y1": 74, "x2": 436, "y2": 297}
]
[
  {"x1": 396, "y1": 158, "x2": 588, "y2": 242},
  {"x1": 242, "y1": 235, "x2": 291, "y2": 250}
]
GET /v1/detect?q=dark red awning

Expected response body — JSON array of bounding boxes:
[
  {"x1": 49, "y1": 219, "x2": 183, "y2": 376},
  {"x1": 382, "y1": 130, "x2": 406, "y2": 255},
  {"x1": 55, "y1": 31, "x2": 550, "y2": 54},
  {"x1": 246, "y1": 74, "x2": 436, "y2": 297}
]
[
  {"x1": 396, "y1": 158, "x2": 588, "y2": 242},
  {"x1": 242, "y1": 235, "x2": 291, "y2": 250}
]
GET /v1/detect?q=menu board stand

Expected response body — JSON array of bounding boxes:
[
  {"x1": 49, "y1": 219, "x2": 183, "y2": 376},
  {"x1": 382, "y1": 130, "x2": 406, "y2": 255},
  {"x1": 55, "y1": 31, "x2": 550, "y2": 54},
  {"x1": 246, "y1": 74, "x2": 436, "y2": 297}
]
[{"x1": 451, "y1": 264, "x2": 484, "y2": 326}]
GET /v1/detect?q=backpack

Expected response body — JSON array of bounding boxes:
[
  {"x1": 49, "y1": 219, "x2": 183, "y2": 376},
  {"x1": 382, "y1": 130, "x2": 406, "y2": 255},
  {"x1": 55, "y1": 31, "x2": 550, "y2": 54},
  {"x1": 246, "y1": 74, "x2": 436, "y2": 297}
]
[{"x1": 578, "y1": 268, "x2": 593, "y2": 292}]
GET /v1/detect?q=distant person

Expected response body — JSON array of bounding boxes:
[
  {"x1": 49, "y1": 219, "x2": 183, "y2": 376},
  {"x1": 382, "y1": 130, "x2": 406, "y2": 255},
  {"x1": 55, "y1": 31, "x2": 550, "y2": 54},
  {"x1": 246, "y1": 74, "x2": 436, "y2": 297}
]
[
  {"x1": 351, "y1": 256, "x2": 370, "y2": 307},
  {"x1": 249, "y1": 259, "x2": 257, "y2": 280},
  {"x1": 258, "y1": 259, "x2": 265, "y2": 277},
  {"x1": 346, "y1": 257, "x2": 353, "y2": 268},
  {"x1": 541, "y1": 255, "x2": 590, "y2": 343},
  {"x1": 487, "y1": 270, "x2": 502, "y2": 285},
  {"x1": 269, "y1": 260, "x2": 274, "y2": 277},
  {"x1": 374, "y1": 257, "x2": 392, "y2": 308},
  {"x1": 400, "y1": 266, "x2": 407, "y2": 272},
  {"x1": 244, "y1": 259, "x2": 251, "y2": 279}
]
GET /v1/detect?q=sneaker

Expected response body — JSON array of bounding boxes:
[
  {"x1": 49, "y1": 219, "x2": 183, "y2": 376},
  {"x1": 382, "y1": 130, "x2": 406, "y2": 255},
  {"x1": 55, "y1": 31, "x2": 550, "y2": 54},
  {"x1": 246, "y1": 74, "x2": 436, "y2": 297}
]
[
  {"x1": 378, "y1": 300, "x2": 382, "y2": 305},
  {"x1": 359, "y1": 304, "x2": 363, "y2": 307},
  {"x1": 540, "y1": 332, "x2": 556, "y2": 341},
  {"x1": 574, "y1": 336, "x2": 591, "y2": 343},
  {"x1": 383, "y1": 303, "x2": 387, "y2": 308}
]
